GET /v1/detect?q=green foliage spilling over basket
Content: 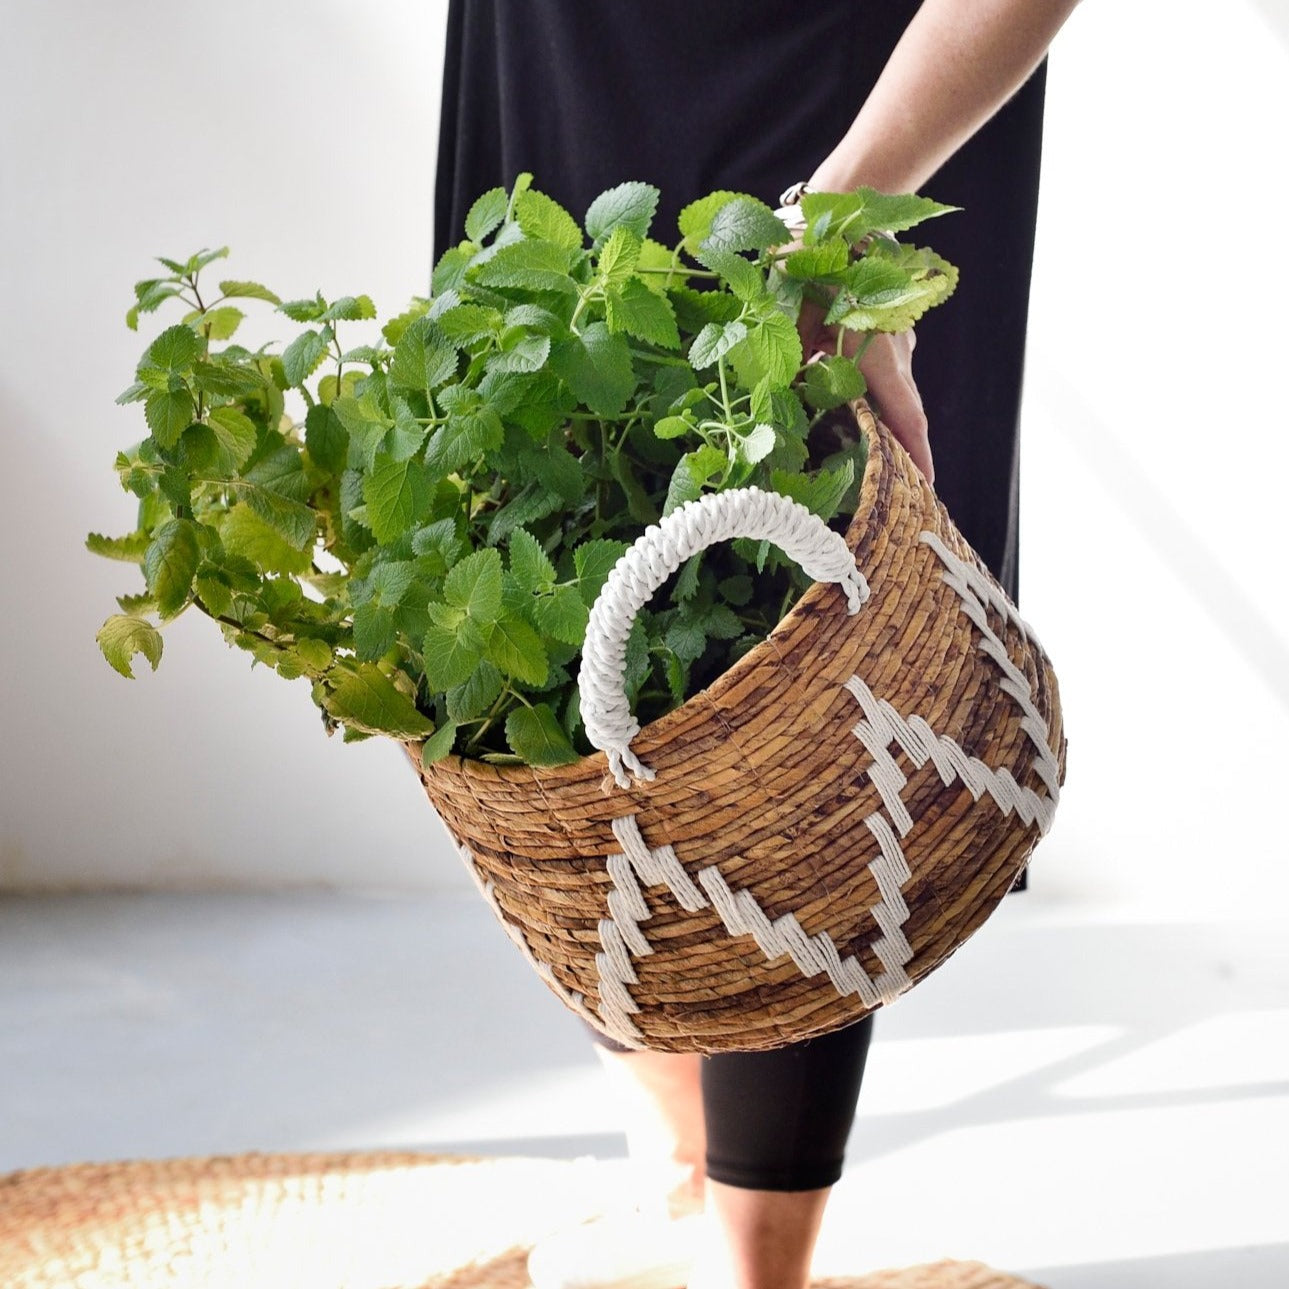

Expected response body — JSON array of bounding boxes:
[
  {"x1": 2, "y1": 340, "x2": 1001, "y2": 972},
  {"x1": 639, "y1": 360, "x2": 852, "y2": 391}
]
[
  {"x1": 91, "y1": 178, "x2": 1065, "y2": 1052},
  {"x1": 91, "y1": 177, "x2": 958, "y2": 766}
]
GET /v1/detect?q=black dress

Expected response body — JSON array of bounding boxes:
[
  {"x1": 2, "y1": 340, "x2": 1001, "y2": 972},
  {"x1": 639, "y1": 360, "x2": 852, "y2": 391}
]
[
  {"x1": 434, "y1": 0, "x2": 1048, "y2": 603},
  {"x1": 433, "y1": 3, "x2": 1042, "y2": 1155}
]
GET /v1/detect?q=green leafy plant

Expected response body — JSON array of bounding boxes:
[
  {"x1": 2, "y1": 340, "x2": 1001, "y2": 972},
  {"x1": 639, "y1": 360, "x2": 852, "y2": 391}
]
[{"x1": 90, "y1": 177, "x2": 956, "y2": 766}]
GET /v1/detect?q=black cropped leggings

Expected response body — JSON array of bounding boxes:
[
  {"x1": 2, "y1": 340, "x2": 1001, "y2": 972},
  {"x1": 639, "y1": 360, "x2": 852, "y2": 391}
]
[{"x1": 593, "y1": 1015, "x2": 874, "y2": 1193}]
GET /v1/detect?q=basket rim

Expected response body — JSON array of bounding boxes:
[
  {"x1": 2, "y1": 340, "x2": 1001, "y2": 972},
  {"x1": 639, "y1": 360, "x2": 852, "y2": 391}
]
[{"x1": 410, "y1": 401, "x2": 890, "y2": 786}]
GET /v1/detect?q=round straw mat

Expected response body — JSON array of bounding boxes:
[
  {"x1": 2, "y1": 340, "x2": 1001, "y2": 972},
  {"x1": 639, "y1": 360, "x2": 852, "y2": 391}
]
[{"x1": 0, "y1": 1151, "x2": 1046, "y2": 1288}]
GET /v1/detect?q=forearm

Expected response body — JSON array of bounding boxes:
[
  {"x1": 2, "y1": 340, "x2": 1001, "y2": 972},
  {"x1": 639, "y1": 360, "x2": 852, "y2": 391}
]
[{"x1": 808, "y1": 0, "x2": 1081, "y2": 194}]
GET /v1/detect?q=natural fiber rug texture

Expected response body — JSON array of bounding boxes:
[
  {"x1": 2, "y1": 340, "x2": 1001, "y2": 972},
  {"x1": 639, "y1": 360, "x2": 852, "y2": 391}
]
[{"x1": 0, "y1": 1152, "x2": 1046, "y2": 1288}]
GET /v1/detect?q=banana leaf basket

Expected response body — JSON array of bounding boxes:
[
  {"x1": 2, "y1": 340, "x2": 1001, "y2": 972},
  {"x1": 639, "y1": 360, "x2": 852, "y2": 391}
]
[{"x1": 408, "y1": 403, "x2": 1066, "y2": 1053}]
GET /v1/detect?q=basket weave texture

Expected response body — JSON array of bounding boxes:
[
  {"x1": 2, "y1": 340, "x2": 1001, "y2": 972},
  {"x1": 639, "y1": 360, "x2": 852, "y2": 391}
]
[
  {"x1": 411, "y1": 405, "x2": 1067, "y2": 1053},
  {"x1": 0, "y1": 1153, "x2": 1046, "y2": 1289}
]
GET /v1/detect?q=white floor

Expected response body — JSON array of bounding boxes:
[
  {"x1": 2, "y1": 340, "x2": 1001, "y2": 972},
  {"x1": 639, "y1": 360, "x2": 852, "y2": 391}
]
[{"x1": 2, "y1": 888, "x2": 1286, "y2": 1287}]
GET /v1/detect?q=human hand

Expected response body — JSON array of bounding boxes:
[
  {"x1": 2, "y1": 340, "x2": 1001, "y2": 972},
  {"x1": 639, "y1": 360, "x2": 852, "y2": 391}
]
[{"x1": 797, "y1": 297, "x2": 934, "y2": 485}]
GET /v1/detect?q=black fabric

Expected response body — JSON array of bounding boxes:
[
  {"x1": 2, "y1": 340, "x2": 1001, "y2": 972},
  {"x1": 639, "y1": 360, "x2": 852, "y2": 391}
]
[
  {"x1": 434, "y1": 0, "x2": 1047, "y2": 600},
  {"x1": 701, "y1": 1016, "x2": 875, "y2": 1191},
  {"x1": 585, "y1": 1016, "x2": 874, "y2": 1191}
]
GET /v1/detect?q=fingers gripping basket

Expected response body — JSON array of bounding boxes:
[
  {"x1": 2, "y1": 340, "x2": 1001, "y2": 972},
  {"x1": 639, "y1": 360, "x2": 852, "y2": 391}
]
[{"x1": 410, "y1": 404, "x2": 1067, "y2": 1053}]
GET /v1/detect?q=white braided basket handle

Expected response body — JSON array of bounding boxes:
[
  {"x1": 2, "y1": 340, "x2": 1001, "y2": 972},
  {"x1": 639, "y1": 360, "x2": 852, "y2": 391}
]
[{"x1": 580, "y1": 486, "x2": 870, "y2": 788}]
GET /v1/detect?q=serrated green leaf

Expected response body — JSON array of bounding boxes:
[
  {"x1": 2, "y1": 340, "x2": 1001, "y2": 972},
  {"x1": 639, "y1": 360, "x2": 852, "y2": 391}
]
[
  {"x1": 597, "y1": 225, "x2": 641, "y2": 285},
  {"x1": 673, "y1": 553, "x2": 702, "y2": 602},
  {"x1": 424, "y1": 404, "x2": 504, "y2": 476},
  {"x1": 550, "y1": 322, "x2": 635, "y2": 417},
  {"x1": 305, "y1": 403, "x2": 348, "y2": 472},
  {"x1": 635, "y1": 236, "x2": 683, "y2": 294},
  {"x1": 434, "y1": 302, "x2": 501, "y2": 343},
  {"x1": 295, "y1": 638, "x2": 333, "y2": 673},
  {"x1": 520, "y1": 443, "x2": 584, "y2": 505},
  {"x1": 605, "y1": 277, "x2": 680, "y2": 348},
  {"x1": 800, "y1": 187, "x2": 958, "y2": 241},
  {"x1": 96, "y1": 614, "x2": 163, "y2": 679},
  {"x1": 282, "y1": 329, "x2": 329, "y2": 387},
  {"x1": 240, "y1": 448, "x2": 315, "y2": 549},
  {"x1": 200, "y1": 306, "x2": 243, "y2": 340},
  {"x1": 739, "y1": 422, "x2": 777, "y2": 464},
  {"x1": 486, "y1": 482, "x2": 562, "y2": 545},
  {"x1": 278, "y1": 298, "x2": 326, "y2": 323},
  {"x1": 703, "y1": 603, "x2": 744, "y2": 639},
  {"x1": 86, "y1": 531, "x2": 150, "y2": 563},
  {"x1": 653, "y1": 414, "x2": 691, "y2": 440},
  {"x1": 218, "y1": 279, "x2": 281, "y2": 305},
  {"x1": 390, "y1": 319, "x2": 458, "y2": 392},
  {"x1": 188, "y1": 247, "x2": 230, "y2": 273},
  {"x1": 585, "y1": 181, "x2": 660, "y2": 246},
  {"x1": 826, "y1": 243, "x2": 959, "y2": 332},
  {"x1": 689, "y1": 319, "x2": 746, "y2": 369},
  {"x1": 445, "y1": 659, "x2": 503, "y2": 722},
  {"x1": 148, "y1": 325, "x2": 199, "y2": 373},
  {"x1": 352, "y1": 601, "x2": 396, "y2": 660},
  {"x1": 677, "y1": 190, "x2": 743, "y2": 251},
  {"x1": 505, "y1": 703, "x2": 578, "y2": 765},
  {"x1": 687, "y1": 443, "x2": 726, "y2": 482},
  {"x1": 783, "y1": 241, "x2": 851, "y2": 279},
  {"x1": 487, "y1": 331, "x2": 550, "y2": 375},
  {"x1": 219, "y1": 503, "x2": 312, "y2": 575},
  {"x1": 465, "y1": 187, "x2": 508, "y2": 242},
  {"x1": 206, "y1": 406, "x2": 258, "y2": 472},
  {"x1": 574, "y1": 539, "x2": 628, "y2": 607},
  {"x1": 484, "y1": 616, "x2": 548, "y2": 685},
  {"x1": 423, "y1": 617, "x2": 484, "y2": 691},
  {"x1": 194, "y1": 573, "x2": 231, "y2": 617},
  {"x1": 471, "y1": 238, "x2": 577, "y2": 294},
  {"x1": 533, "y1": 584, "x2": 589, "y2": 645},
  {"x1": 515, "y1": 188, "x2": 583, "y2": 251},
  {"x1": 143, "y1": 518, "x2": 199, "y2": 616},
  {"x1": 444, "y1": 548, "x2": 504, "y2": 622},
  {"x1": 508, "y1": 528, "x2": 556, "y2": 591},
  {"x1": 321, "y1": 295, "x2": 376, "y2": 322},
  {"x1": 381, "y1": 297, "x2": 431, "y2": 346},
  {"x1": 668, "y1": 285, "x2": 742, "y2": 333},
  {"x1": 663, "y1": 455, "x2": 701, "y2": 516},
  {"x1": 801, "y1": 354, "x2": 865, "y2": 410},
  {"x1": 702, "y1": 195, "x2": 791, "y2": 254},
  {"x1": 666, "y1": 615, "x2": 707, "y2": 664},
  {"x1": 323, "y1": 664, "x2": 434, "y2": 738},
  {"x1": 363, "y1": 453, "x2": 430, "y2": 544},
  {"x1": 144, "y1": 389, "x2": 194, "y2": 448},
  {"x1": 695, "y1": 247, "x2": 764, "y2": 302},
  {"x1": 420, "y1": 721, "x2": 460, "y2": 766},
  {"x1": 770, "y1": 459, "x2": 856, "y2": 520},
  {"x1": 190, "y1": 360, "x2": 263, "y2": 398},
  {"x1": 728, "y1": 311, "x2": 803, "y2": 389}
]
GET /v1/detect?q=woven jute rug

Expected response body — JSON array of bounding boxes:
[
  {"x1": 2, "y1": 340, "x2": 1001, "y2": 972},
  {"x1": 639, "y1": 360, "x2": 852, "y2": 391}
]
[{"x1": 0, "y1": 1152, "x2": 1045, "y2": 1288}]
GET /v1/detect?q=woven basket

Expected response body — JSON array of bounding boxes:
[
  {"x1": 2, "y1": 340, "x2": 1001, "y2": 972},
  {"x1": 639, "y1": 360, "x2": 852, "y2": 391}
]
[{"x1": 410, "y1": 404, "x2": 1066, "y2": 1053}]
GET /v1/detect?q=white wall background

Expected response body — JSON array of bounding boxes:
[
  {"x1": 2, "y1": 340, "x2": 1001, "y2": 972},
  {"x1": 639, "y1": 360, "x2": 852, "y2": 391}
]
[{"x1": 2, "y1": 1, "x2": 1287, "y2": 913}]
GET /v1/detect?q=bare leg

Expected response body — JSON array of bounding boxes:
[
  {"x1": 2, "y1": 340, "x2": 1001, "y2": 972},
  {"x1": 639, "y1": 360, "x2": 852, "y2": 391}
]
[
  {"x1": 595, "y1": 1046, "x2": 706, "y2": 1216},
  {"x1": 688, "y1": 1180, "x2": 830, "y2": 1289}
]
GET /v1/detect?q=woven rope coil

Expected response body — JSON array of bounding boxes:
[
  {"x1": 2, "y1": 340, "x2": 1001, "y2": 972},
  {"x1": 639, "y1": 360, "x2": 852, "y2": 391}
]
[{"x1": 410, "y1": 403, "x2": 1067, "y2": 1053}]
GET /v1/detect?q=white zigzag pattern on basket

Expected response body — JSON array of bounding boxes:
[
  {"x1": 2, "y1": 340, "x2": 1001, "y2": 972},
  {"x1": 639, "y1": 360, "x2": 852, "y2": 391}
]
[
  {"x1": 842, "y1": 531, "x2": 1060, "y2": 836},
  {"x1": 588, "y1": 530, "x2": 1062, "y2": 1043},
  {"x1": 593, "y1": 811, "x2": 917, "y2": 1044}
]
